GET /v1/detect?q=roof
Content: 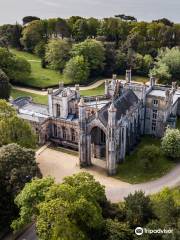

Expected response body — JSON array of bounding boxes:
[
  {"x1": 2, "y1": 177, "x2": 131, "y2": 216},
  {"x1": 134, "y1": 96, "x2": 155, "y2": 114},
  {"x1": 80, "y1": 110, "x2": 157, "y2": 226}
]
[
  {"x1": 85, "y1": 99, "x2": 110, "y2": 109},
  {"x1": 19, "y1": 103, "x2": 49, "y2": 117},
  {"x1": 148, "y1": 89, "x2": 166, "y2": 98},
  {"x1": 12, "y1": 97, "x2": 32, "y2": 108},
  {"x1": 98, "y1": 89, "x2": 139, "y2": 126},
  {"x1": 17, "y1": 114, "x2": 47, "y2": 123}
]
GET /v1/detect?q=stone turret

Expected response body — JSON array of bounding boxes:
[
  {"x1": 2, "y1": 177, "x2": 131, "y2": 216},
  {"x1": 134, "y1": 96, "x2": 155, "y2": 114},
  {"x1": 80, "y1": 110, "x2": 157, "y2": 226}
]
[
  {"x1": 107, "y1": 102, "x2": 117, "y2": 175},
  {"x1": 112, "y1": 74, "x2": 117, "y2": 87},
  {"x1": 126, "y1": 69, "x2": 131, "y2": 83},
  {"x1": 75, "y1": 84, "x2": 80, "y2": 98},
  {"x1": 78, "y1": 98, "x2": 86, "y2": 120},
  {"x1": 172, "y1": 82, "x2": 177, "y2": 93},
  {"x1": 59, "y1": 81, "x2": 64, "y2": 91},
  {"x1": 48, "y1": 88, "x2": 53, "y2": 116},
  {"x1": 78, "y1": 98, "x2": 89, "y2": 167},
  {"x1": 105, "y1": 80, "x2": 109, "y2": 96},
  {"x1": 61, "y1": 89, "x2": 68, "y2": 119},
  {"x1": 150, "y1": 75, "x2": 156, "y2": 87}
]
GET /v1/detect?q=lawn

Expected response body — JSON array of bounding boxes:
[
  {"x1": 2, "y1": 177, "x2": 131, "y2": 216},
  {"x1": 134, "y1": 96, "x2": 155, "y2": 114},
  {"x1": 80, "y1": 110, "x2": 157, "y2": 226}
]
[
  {"x1": 80, "y1": 84, "x2": 105, "y2": 96},
  {"x1": 11, "y1": 89, "x2": 48, "y2": 105},
  {"x1": 117, "y1": 75, "x2": 149, "y2": 83},
  {"x1": 11, "y1": 49, "x2": 70, "y2": 88},
  {"x1": 11, "y1": 49, "x2": 149, "y2": 89},
  {"x1": 115, "y1": 136, "x2": 175, "y2": 184}
]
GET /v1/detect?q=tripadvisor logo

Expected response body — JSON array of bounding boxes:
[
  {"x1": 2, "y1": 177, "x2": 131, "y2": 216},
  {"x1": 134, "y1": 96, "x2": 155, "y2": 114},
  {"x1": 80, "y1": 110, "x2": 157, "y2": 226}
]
[
  {"x1": 135, "y1": 227, "x2": 143, "y2": 236},
  {"x1": 135, "y1": 227, "x2": 173, "y2": 236}
]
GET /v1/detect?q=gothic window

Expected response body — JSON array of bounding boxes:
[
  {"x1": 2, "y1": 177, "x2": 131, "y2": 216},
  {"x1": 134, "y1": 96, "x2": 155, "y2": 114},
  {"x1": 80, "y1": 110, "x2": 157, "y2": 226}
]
[
  {"x1": 153, "y1": 99, "x2": 158, "y2": 107},
  {"x1": 53, "y1": 124, "x2": 58, "y2": 137},
  {"x1": 100, "y1": 130, "x2": 106, "y2": 144},
  {"x1": 56, "y1": 104, "x2": 60, "y2": 117},
  {"x1": 152, "y1": 109, "x2": 157, "y2": 119},
  {"x1": 62, "y1": 127, "x2": 67, "y2": 140},
  {"x1": 69, "y1": 107, "x2": 73, "y2": 114},
  {"x1": 122, "y1": 128, "x2": 124, "y2": 143},
  {"x1": 152, "y1": 120, "x2": 156, "y2": 132},
  {"x1": 71, "y1": 129, "x2": 76, "y2": 142}
]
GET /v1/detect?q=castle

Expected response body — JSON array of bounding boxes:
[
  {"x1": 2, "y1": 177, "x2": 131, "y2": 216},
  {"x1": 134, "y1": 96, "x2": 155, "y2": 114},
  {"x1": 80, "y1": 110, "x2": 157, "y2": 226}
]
[{"x1": 13, "y1": 71, "x2": 180, "y2": 175}]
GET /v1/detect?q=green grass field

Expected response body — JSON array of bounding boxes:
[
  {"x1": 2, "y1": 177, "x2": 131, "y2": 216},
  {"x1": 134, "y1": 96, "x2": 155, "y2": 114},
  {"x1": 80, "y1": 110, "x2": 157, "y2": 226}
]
[
  {"x1": 11, "y1": 89, "x2": 48, "y2": 105},
  {"x1": 80, "y1": 84, "x2": 105, "y2": 96},
  {"x1": 11, "y1": 49, "x2": 70, "y2": 88},
  {"x1": 115, "y1": 136, "x2": 175, "y2": 184}
]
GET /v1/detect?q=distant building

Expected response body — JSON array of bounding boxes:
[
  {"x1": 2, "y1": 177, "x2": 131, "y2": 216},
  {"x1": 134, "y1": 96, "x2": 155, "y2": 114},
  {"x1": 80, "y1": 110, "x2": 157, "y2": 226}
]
[{"x1": 12, "y1": 71, "x2": 180, "y2": 175}]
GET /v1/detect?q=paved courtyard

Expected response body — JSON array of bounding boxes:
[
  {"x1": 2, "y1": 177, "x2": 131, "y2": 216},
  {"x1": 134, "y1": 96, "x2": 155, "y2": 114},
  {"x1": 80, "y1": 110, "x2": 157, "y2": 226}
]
[{"x1": 37, "y1": 147, "x2": 180, "y2": 202}]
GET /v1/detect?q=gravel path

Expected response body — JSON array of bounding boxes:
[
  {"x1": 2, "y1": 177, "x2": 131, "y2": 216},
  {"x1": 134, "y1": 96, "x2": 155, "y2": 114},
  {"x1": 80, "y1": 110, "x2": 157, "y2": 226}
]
[{"x1": 37, "y1": 148, "x2": 180, "y2": 203}]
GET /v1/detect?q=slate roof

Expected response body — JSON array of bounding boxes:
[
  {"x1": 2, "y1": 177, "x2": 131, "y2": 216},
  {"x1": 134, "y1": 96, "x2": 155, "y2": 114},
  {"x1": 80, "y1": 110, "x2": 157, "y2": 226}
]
[
  {"x1": 98, "y1": 89, "x2": 139, "y2": 126},
  {"x1": 12, "y1": 97, "x2": 32, "y2": 108}
]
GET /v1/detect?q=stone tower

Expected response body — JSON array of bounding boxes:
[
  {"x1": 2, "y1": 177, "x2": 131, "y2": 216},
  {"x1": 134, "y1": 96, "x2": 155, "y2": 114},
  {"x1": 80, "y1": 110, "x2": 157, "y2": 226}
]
[
  {"x1": 107, "y1": 102, "x2": 117, "y2": 175},
  {"x1": 78, "y1": 98, "x2": 91, "y2": 167}
]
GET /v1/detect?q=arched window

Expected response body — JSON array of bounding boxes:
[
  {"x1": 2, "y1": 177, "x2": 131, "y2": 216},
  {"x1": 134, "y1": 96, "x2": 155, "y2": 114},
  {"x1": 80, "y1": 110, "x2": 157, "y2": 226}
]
[
  {"x1": 56, "y1": 104, "x2": 60, "y2": 117},
  {"x1": 53, "y1": 124, "x2": 58, "y2": 137},
  {"x1": 62, "y1": 127, "x2": 66, "y2": 140},
  {"x1": 71, "y1": 129, "x2": 76, "y2": 142}
]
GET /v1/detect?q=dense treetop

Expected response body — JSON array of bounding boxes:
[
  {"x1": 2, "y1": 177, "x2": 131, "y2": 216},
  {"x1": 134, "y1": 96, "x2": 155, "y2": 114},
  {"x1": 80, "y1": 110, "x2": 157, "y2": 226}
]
[{"x1": 0, "y1": 16, "x2": 179, "y2": 85}]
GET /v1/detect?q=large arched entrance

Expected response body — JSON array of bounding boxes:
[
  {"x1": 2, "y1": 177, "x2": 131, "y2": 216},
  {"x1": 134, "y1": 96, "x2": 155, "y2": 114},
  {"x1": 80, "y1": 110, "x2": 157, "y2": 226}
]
[{"x1": 90, "y1": 126, "x2": 107, "y2": 168}]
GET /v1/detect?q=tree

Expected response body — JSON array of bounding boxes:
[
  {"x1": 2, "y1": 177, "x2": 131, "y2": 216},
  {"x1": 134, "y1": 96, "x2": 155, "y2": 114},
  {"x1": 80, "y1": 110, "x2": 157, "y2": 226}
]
[
  {"x1": 161, "y1": 128, "x2": 180, "y2": 159},
  {"x1": 87, "y1": 18, "x2": 100, "y2": 38},
  {"x1": 0, "y1": 100, "x2": 37, "y2": 148},
  {"x1": 21, "y1": 20, "x2": 45, "y2": 52},
  {"x1": 103, "y1": 42, "x2": 117, "y2": 77},
  {"x1": 72, "y1": 18, "x2": 89, "y2": 41},
  {"x1": 151, "y1": 188, "x2": 179, "y2": 227},
  {"x1": 115, "y1": 14, "x2": 137, "y2": 22},
  {"x1": 55, "y1": 18, "x2": 70, "y2": 39},
  {"x1": 11, "y1": 177, "x2": 54, "y2": 231},
  {"x1": 150, "y1": 61, "x2": 171, "y2": 82},
  {"x1": 0, "y1": 69, "x2": 11, "y2": 99},
  {"x1": 34, "y1": 40, "x2": 46, "y2": 58},
  {"x1": 64, "y1": 55, "x2": 89, "y2": 84},
  {"x1": 124, "y1": 191, "x2": 153, "y2": 227},
  {"x1": 0, "y1": 23, "x2": 22, "y2": 49},
  {"x1": 151, "y1": 47, "x2": 180, "y2": 81},
  {"x1": 12, "y1": 173, "x2": 106, "y2": 239},
  {"x1": 138, "y1": 145, "x2": 160, "y2": 171},
  {"x1": 0, "y1": 47, "x2": 31, "y2": 83},
  {"x1": 72, "y1": 39, "x2": 105, "y2": 76},
  {"x1": 115, "y1": 50, "x2": 127, "y2": 74},
  {"x1": 22, "y1": 16, "x2": 40, "y2": 25},
  {"x1": 11, "y1": 56, "x2": 31, "y2": 83},
  {"x1": 152, "y1": 18, "x2": 174, "y2": 27},
  {"x1": 45, "y1": 39, "x2": 71, "y2": 72},
  {"x1": 98, "y1": 18, "x2": 122, "y2": 42},
  {"x1": 0, "y1": 143, "x2": 41, "y2": 231},
  {"x1": 104, "y1": 219, "x2": 133, "y2": 240}
]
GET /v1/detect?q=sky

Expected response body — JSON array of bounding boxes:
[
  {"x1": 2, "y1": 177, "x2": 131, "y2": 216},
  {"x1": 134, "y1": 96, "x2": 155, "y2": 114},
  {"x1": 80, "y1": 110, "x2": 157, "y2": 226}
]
[{"x1": 0, "y1": 0, "x2": 179, "y2": 24}]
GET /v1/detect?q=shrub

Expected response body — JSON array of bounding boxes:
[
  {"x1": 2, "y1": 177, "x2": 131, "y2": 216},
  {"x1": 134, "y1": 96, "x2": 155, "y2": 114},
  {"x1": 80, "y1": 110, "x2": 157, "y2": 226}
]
[
  {"x1": 138, "y1": 144, "x2": 160, "y2": 170},
  {"x1": 161, "y1": 128, "x2": 180, "y2": 159}
]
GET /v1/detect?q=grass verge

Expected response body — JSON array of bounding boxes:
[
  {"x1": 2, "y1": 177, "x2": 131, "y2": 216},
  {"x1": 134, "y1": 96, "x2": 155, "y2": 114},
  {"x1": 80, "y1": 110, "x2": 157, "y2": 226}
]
[
  {"x1": 11, "y1": 89, "x2": 48, "y2": 105},
  {"x1": 115, "y1": 136, "x2": 175, "y2": 184}
]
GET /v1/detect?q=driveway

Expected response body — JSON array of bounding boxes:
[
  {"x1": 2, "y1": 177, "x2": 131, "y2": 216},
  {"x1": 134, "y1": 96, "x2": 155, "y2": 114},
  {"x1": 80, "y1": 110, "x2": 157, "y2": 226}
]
[{"x1": 37, "y1": 148, "x2": 180, "y2": 202}]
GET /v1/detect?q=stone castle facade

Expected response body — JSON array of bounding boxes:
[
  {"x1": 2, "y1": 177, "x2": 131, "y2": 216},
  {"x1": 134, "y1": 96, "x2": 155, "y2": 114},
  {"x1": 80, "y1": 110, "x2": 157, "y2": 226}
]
[{"x1": 13, "y1": 71, "x2": 180, "y2": 175}]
